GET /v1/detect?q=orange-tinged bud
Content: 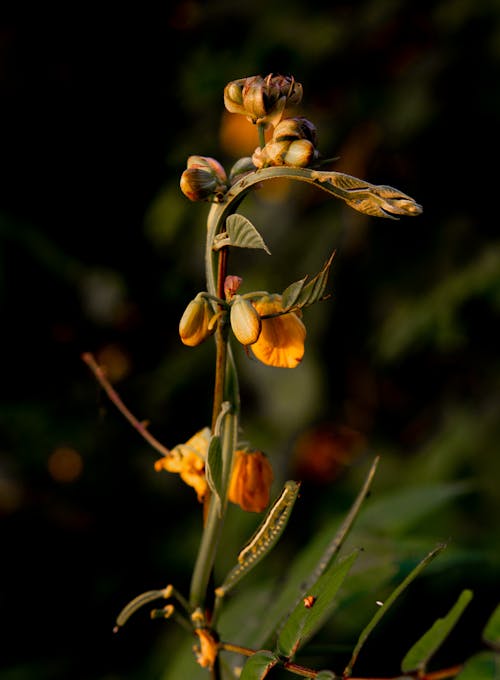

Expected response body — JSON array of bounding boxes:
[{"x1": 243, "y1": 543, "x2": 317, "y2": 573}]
[
  {"x1": 179, "y1": 295, "x2": 215, "y2": 347},
  {"x1": 228, "y1": 449, "x2": 274, "y2": 512},
  {"x1": 230, "y1": 295, "x2": 262, "y2": 345},
  {"x1": 180, "y1": 156, "x2": 228, "y2": 202}
]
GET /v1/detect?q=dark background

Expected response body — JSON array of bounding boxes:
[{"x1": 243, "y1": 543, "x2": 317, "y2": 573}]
[{"x1": 1, "y1": 1, "x2": 499, "y2": 679}]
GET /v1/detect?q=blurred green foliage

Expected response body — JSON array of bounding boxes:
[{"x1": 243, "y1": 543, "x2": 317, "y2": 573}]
[{"x1": 1, "y1": 1, "x2": 499, "y2": 678}]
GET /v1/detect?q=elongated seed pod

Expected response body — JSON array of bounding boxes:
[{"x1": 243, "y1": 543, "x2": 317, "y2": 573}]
[{"x1": 215, "y1": 481, "x2": 300, "y2": 597}]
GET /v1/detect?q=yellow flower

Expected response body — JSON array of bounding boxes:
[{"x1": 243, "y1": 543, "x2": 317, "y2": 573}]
[
  {"x1": 228, "y1": 449, "x2": 274, "y2": 513},
  {"x1": 154, "y1": 427, "x2": 211, "y2": 502},
  {"x1": 250, "y1": 294, "x2": 306, "y2": 368}
]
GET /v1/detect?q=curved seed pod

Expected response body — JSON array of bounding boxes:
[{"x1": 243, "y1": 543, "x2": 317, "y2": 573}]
[{"x1": 215, "y1": 481, "x2": 301, "y2": 597}]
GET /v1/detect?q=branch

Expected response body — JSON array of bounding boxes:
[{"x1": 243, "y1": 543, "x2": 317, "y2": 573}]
[{"x1": 81, "y1": 352, "x2": 171, "y2": 458}]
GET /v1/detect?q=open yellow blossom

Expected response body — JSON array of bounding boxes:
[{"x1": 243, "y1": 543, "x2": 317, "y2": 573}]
[
  {"x1": 251, "y1": 294, "x2": 306, "y2": 368},
  {"x1": 228, "y1": 449, "x2": 274, "y2": 512},
  {"x1": 154, "y1": 427, "x2": 211, "y2": 502}
]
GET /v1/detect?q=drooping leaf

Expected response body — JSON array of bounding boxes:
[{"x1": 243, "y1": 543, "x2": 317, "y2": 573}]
[
  {"x1": 401, "y1": 589, "x2": 473, "y2": 674},
  {"x1": 275, "y1": 550, "x2": 359, "y2": 659},
  {"x1": 226, "y1": 214, "x2": 271, "y2": 254},
  {"x1": 455, "y1": 651, "x2": 500, "y2": 679},
  {"x1": 205, "y1": 434, "x2": 223, "y2": 514},
  {"x1": 483, "y1": 602, "x2": 500, "y2": 649},
  {"x1": 344, "y1": 542, "x2": 447, "y2": 678},
  {"x1": 239, "y1": 650, "x2": 279, "y2": 680}
]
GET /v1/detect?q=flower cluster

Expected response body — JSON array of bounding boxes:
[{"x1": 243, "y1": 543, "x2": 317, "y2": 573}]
[
  {"x1": 252, "y1": 117, "x2": 319, "y2": 169},
  {"x1": 179, "y1": 288, "x2": 306, "y2": 369},
  {"x1": 223, "y1": 73, "x2": 303, "y2": 127}
]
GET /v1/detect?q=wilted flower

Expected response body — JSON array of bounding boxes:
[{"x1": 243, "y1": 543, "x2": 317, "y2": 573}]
[
  {"x1": 224, "y1": 74, "x2": 303, "y2": 127},
  {"x1": 193, "y1": 628, "x2": 219, "y2": 670},
  {"x1": 154, "y1": 427, "x2": 211, "y2": 502},
  {"x1": 179, "y1": 294, "x2": 215, "y2": 347},
  {"x1": 180, "y1": 156, "x2": 229, "y2": 202},
  {"x1": 230, "y1": 295, "x2": 262, "y2": 346},
  {"x1": 228, "y1": 449, "x2": 274, "y2": 512},
  {"x1": 251, "y1": 294, "x2": 306, "y2": 368},
  {"x1": 252, "y1": 117, "x2": 319, "y2": 169}
]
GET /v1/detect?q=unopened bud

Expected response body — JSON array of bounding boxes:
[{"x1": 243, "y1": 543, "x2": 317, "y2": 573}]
[
  {"x1": 224, "y1": 275, "x2": 243, "y2": 300},
  {"x1": 230, "y1": 295, "x2": 261, "y2": 346},
  {"x1": 180, "y1": 156, "x2": 228, "y2": 202},
  {"x1": 179, "y1": 295, "x2": 215, "y2": 347}
]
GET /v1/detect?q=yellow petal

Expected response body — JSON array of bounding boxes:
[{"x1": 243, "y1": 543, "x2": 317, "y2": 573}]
[{"x1": 251, "y1": 295, "x2": 306, "y2": 368}]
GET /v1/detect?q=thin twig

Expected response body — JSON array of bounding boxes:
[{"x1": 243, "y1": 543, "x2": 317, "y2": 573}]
[{"x1": 81, "y1": 352, "x2": 171, "y2": 458}]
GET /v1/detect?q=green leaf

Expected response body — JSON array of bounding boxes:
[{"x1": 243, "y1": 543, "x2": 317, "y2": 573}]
[
  {"x1": 276, "y1": 550, "x2": 358, "y2": 659},
  {"x1": 239, "y1": 650, "x2": 279, "y2": 680},
  {"x1": 355, "y1": 480, "x2": 473, "y2": 536},
  {"x1": 315, "y1": 672, "x2": 337, "y2": 680},
  {"x1": 455, "y1": 651, "x2": 500, "y2": 679},
  {"x1": 401, "y1": 589, "x2": 473, "y2": 673},
  {"x1": 205, "y1": 435, "x2": 223, "y2": 514},
  {"x1": 295, "y1": 251, "x2": 335, "y2": 308},
  {"x1": 226, "y1": 214, "x2": 271, "y2": 254},
  {"x1": 344, "y1": 542, "x2": 447, "y2": 677},
  {"x1": 281, "y1": 276, "x2": 308, "y2": 309},
  {"x1": 484, "y1": 603, "x2": 500, "y2": 648}
]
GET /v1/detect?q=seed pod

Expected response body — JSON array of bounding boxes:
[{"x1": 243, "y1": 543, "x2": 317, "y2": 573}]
[
  {"x1": 179, "y1": 296, "x2": 215, "y2": 347},
  {"x1": 230, "y1": 295, "x2": 262, "y2": 345}
]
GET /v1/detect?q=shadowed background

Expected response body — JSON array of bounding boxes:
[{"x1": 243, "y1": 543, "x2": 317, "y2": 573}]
[{"x1": 1, "y1": 1, "x2": 499, "y2": 679}]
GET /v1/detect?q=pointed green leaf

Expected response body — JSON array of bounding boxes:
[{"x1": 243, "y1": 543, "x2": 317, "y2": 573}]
[
  {"x1": 239, "y1": 650, "x2": 279, "y2": 680},
  {"x1": 455, "y1": 651, "x2": 500, "y2": 679},
  {"x1": 294, "y1": 251, "x2": 335, "y2": 308},
  {"x1": 226, "y1": 214, "x2": 271, "y2": 254},
  {"x1": 205, "y1": 435, "x2": 222, "y2": 514},
  {"x1": 344, "y1": 542, "x2": 447, "y2": 677},
  {"x1": 401, "y1": 589, "x2": 473, "y2": 673},
  {"x1": 315, "y1": 672, "x2": 336, "y2": 680},
  {"x1": 276, "y1": 550, "x2": 358, "y2": 659},
  {"x1": 484, "y1": 603, "x2": 500, "y2": 648},
  {"x1": 281, "y1": 276, "x2": 308, "y2": 310}
]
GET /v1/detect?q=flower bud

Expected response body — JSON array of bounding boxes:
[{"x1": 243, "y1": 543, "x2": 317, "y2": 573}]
[
  {"x1": 224, "y1": 275, "x2": 243, "y2": 300},
  {"x1": 273, "y1": 117, "x2": 317, "y2": 146},
  {"x1": 284, "y1": 139, "x2": 317, "y2": 167},
  {"x1": 180, "y1": 156, "x2": 228, "y2": 202},
  {"x1": 179, "y1": 295, "x2": 215, "y2": 347},
  {"x1": 228, "y1": 449, "x2": 274, "y2": 512},
  {"x1": 230, "y1": 295, "x2": 262, "y2": 346}
]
